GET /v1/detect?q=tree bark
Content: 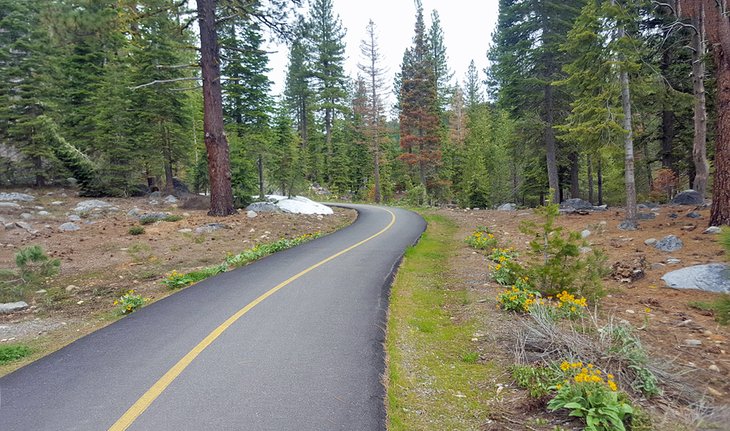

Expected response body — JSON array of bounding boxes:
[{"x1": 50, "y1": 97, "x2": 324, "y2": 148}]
[
  {"x1": 257, "y1": 154, "x2": 265, "y2": 199},
  {"x1": 162, "y1": 124, "x2": 175, "y2": 195},
  {"x1": 691, "y1": 6, "x2": 710, "y2": 198},
  {"x1": 197, "y1": 0, "x2": 235, "y2": 216},
  {"x1": 544, "y1": 83, "x2": 560, "y2": 203},
  {"x1": 597, "y1": 157, "x2": 603, "y2": 206},
  {"x1": 660, "y1": 47, "x2": 676, "y2": 172},
  {"x1": 587, "y1": 154, "x2": 594, "y2": 204},
  {"x1": 569, "y1": 152, "x2": 580, "y2": 198}
]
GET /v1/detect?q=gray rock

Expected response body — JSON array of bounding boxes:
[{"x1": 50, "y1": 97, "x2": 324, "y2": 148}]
[
  {"x1": 58, "y1": 222, "x2": 81, "y2": 232},
  {"x1": 704, "y1": 227, "x2": 722, "y2": 234},
  {"x1": 637, "y1": 212, "x2": 656, "y2": 220},
  {"x1": 644, "y1": 238, "x2": 657, "y2": 246},
  {"x1": 247, "y1": 210, "x2": 258, "y2": 218},
  {"x1": 686, "y1": 211, "x2": 702, "y2": 219},
  {"x1": 668, "y1": 213, "x2": 678, "y2": 219},
  {"x1": 0, "y1": 202, "x2": 21, "y2": 210},
  {"x1": 581, "y1": 230, "x2": 591, "y2": 239},
  {"x1": 560, "y1": 198, "x2": 593, "y2": 210},
  {"x1": 20, "y1": 213, "x2": 33, "y2": 220},
  {"x1": 672, "y1": 189, "x2": 703, "y2": 206},
  {"x1": 497, "y1": 203, "x2": 517, "y2": 211},
  {"x1": 68, "y1": 214, "x2": 81, "y2": 222},
  {"x1": 50, "y1": 201, "x2": 64, "y2": 206},
  {"x1": 163, "y1": 195, "x2": 178, "y2": 204},
  {"x1": 15, "y1": 221, "x2": 37, "y2": 234},
  {"x1": 4, "y1": 223, "x2": 15, "y2": 230},
  {"x1": 149, "y1": 200, "x2": 159, "y2": 206},
  {"x1": 655, "y1": 235, "x2": 683, "y2": 252},
  {"x1": 684, "y1": 339, "x2": 703, "y2": 347},
  {"x1": 592, "y1": 205, "x2": 608, "y2": 211},
  {"x1": 0, "y1": 301, "x2": 29, "y2": 314},
  {"x1": 637, "y1": 204, "x2": 648, "y2": 210},
  {"x1": 177, "y1": 228, "x2": 192, "y2": 233},
  {"x1": 651, "y1": 263, "x2": 666, "y2": 270},
  {"x1": 37, "y1": 211, "x2": 49, "y2": 216},
  {"x1": 149, "y1": 191, "x2": 162, "y2": 199},
  {"x1": 195, "y1": 223, "x2": 230, "y2": 234},
  {"x1": 246, "y1": 202, "x2": 284, "y2": 213},
  {"x1": 65, "y1": 285, "x2": 79, "y2": 292},
  {"x1": 0, "y1": 193, "x2": 35, "y2": 202},
  {"x1": 709, "y1": 365, "x2": 721, "y2": 372},
  {"x1": 74, "y1": 200, "x2": 111, "y2": 212},
  {"x1": 662, "y1": 263, "x2": 730, "y2": 294},
  {"x1": 127, "y1": 208, "x2": 141, "y2": 218},
  {"x1": 579, "y1": 246, "x2": 592, "y2": 254},
  {"x1": 618, "y1": 220, "x2": 638, "y2": 231},
  {"x1": 667, "y1": 258, "x2": 682, "y2": 265}
]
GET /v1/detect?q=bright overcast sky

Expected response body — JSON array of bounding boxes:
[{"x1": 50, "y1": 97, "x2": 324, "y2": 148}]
[{"x1": 266, "y1": 1, "x2": 499, "y2": 108}]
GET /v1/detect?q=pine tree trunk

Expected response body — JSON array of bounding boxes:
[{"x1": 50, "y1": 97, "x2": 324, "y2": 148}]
[
  {"x1": 587, "y1": 153, "x2": 594, "y2": 204},
  {"x1": 258, "y1": 154, "x2": 265, "y2": 199},
  {"x1": 569, "y1": 152, "x2": 579, "y2": 198},
  {"x1": 620, "y1": 66, "x2": 637, "y2": 226},
  {"x1": 197, "y1": 0, "x2": 235, "y2": 216},
  {"x1": 597, "y1": 156, "x2": 604, "y2": 206},
  {"x1": 544, "y1": 84, "x2": 560, "y2": 203},
  {"x1": 660, "y1": 47, "x2": 676, "y2": 172},
  {"x1": 692, "y1": 9, "x2": 710, "y2": 198},
  {"x1": 710, "y1": 46, "x2": 730, "y2": 226},
  {"x1": 163, "y1": 124, "x2": 175, "y2": 195}
]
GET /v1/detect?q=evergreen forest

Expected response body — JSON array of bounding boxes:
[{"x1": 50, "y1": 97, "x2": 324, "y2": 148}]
[{"x1": 1, "y1": 0, "x2": 729, "y2": 225}]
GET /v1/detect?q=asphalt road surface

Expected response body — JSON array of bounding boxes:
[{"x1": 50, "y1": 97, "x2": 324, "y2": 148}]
[{"x1": 0, "y1": 204, "x2": 425, "y2": 431}]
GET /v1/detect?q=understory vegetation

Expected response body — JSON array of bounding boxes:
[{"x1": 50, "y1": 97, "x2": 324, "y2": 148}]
[{"x1": 0, "y1": 245, "x2": 60, "y2": 303}]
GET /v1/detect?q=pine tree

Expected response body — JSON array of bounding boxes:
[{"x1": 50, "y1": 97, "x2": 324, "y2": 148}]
[
  {"x1": 427, "y1": 10, "x2": 454, "y2": 113},
  {"x1": 398, "y1": 0, "x2": 441, "y2": 193},
  {"x1": 358, "y1": 19, "x2": 388, "y2": 203},
  {"x1": 464, "y1": 60, "x2": 483, "y2": 110},
  {"x1": 308, "y1": 0, "x2": 348, "y2": 184},
  {"x1": 488, "y1": 0, "x2": 587, "y2": 202}
]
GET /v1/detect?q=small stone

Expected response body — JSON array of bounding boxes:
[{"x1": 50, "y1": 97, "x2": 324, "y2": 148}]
[
  {"x1": 182, "y1": 212, "x2": 190, "y2": 217},
  {"x1": 177, "y1": 228, "x2": 192, "y2": 233},
  {"x1": 666, "y1": 258, "x2": 681, "y2": 265},
  {"x1": 704, "y1": 227, "x2": 722, "y2": 234},
  {"x1": 681, "y1": 224, "x2": 697, "y2": 232},
  {"x1": 651, "y1": 263, "x2": 666, "y2": 270},
  {"x1": 59, "y1": 222, "x2": 81, "y2": 232},
  {"x1": 655, "y1": 235, "x2": 683, "y2": 252},
  {"x1": 581, "y1": 229, "x2": 591, "y2": 239},
  {"x1": 579, "y1": 246, "x2": 592, "y2": 254},
  {"x1": 626, "y1": 309, "x2": 636, "y2": 314},
  {"x1": 618, "y1": 220, "x2": 638, "y2": 231},
  {"x1": 644, "y1": 238, "x2": 657, "y2": 246},
  {"x1": 247, "y1": 210, "x2": 258, "y2": 218},
  {"x1": 37, "y1": 211, "x2": 49, "y2": 216},
  {"x1": 65, "y1": 285, "x2": 79, "y2": 292},
  {"x1": 0, "y1": 301, "x2": 29, "y2": 314},
  {"x1": 637, "y1": 212, "x2": 656, "y2": 220},
  {"x1": 163, "y1": 195, "x2": 178, "y2": 204},
  {"x1": 684, "y1": 339, "x2": 703, "y2": 347},
  {"x1": 686, "y1": 212, "x2": 702, "y2": 219},
  {"x1": 0, "y1": 193, "x2": 35, "y2": 202},
  {"x1": 20, "y1": 213, "x2": 33, "y2": 220},
  {"x1": 669, "y1": 213, "x2": 678, "y2": 219},
  {"x1": 68, "y1": 214, "x2": 81, "y2": 222},
  {"x1": 76, "y1": 300, "x2": 84, "y2": 305},
  {"x1": 35, "y1": 289, "x2": 47, "y2": 294},
  {"x1": 74, "y1": 200, "x2": 111, "y2": 212},
  {"x1": 15, "y1": 221, "x2": 38, "y2": 234},
  {"x1": 707, "y1": 387, "x2": 723, "y2": 397},
  {"x1": 51, "y1": 201, "x2": 64, "y2": 206},
  {"x1": 497, "y1": 203, "x2": 517, "y2": 211}
]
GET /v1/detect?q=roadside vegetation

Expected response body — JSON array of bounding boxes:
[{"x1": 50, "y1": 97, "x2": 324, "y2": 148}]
[{"x1": 386, "y1": 214, "x2": 496, "y2": 430}]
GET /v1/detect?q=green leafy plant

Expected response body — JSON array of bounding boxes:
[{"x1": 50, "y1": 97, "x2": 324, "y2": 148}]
[
  {"x1": 0, "y1": 343, "x2": 33, "y2": 364},
  {"x1": 114, "y1": 290, "x2": 146, "y2": 314},
  {"x1": 162, "y1": 214, "x2": 183, "y2": 222},
  {"x1": 465, "y1": 226, "x2": 498, "y2": 250},
  {"x1": 511, "y1": 364, "x2": 562, "y2": 398},
  {"x1": 139, "y1": 216, "x2": 158, "y2": 225},
  {"x1": 497, "y1": 281, "x2": 541, "y2": 312},
  {"x1": 603, "y1": 325, "x2": 661, "y2": 397},
  {"x1": 548, "y1": 363, "x2": 633, "y2": 431},
  {"x1": 128, "y1": 226, "x2": 145, "y2": 235},
  {"x1": 161, "y1": 270, "x2": 194, "y2": 289},
  {"x1": 520, "y1": 200, "x2": 607, "y2": 300},
  {"x1": 461, "y1": 351, "x2": 479, "y2": 364}
]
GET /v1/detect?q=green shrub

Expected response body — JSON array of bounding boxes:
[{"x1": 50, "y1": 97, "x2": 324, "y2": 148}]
[
  {"x1": 604, "y1": 324, "x2": 661, "y2": 397},
  {"x1": 0, "y1": 344, "x2": 32, "y2": 364},
  {"x1": 139, "y1": 216, "x2": 158, "y2": 225},
  {"x1": 128, "y1": 226, "x2": 145, "y2": 235},
  {"x1": 404, "y1": 184, "x2": 428, "y2": 207},
  {"x1": 520, "y1": 201, "x2": 608, "y2": 300},
  {"x1": 511, "y1": 364, "x2": 562, "y2": 398},
  {"x1": 162, "y1": 214, "x2": 183, "y2": 222},
  {"x1": 15, "y1": 245, "x2": 60, "y2": 283}
]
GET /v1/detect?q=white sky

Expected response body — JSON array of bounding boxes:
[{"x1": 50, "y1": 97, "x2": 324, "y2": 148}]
[{"x1": 266, "y1": 1, "x2": 499, "y2": 108}]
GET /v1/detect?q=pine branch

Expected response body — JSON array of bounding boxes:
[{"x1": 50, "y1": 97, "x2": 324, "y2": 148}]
[
  {"x1": 129, "y1": 77, "x2": 201, "y2": 90},
  {"x1": 156, "y1": 63, "x2": 199, "y2": 69}
]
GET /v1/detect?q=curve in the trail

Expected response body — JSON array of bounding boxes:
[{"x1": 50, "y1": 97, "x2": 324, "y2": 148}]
[{"x1": 0, "y1": 205, "x2": 425, "y2": 431}]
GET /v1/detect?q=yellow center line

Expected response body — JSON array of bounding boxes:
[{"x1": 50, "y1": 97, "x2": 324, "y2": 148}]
[{"x1": 108, "y1": 207, "x2": 396, "y2": 431}]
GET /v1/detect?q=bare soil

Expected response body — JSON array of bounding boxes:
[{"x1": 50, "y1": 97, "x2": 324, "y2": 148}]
[
  {"x1": 0, "y1": 188, "x2": 355, "y2": 373},
  {"x1": 436, "y1": 205, "x2": 730, "y2": 429}
]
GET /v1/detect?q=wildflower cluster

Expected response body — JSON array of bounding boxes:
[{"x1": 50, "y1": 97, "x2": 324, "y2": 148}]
[
  {"x1": 114, "y1": 290, "x2": 146, "y2": 314},
  {"x1": 161, "y1": 270, "x2": 193, "y2": 289},
  {"x1": 497, "y1": 283, "x2": 541, "y2": 312},
  {"x1": 465, "y1": 227, "x2": 498, "y2": 251},
  {"x1": 549, "y1": 361, "x2": 632, "y2": 431},
  {"x1": 547, "y1": 290, "x2": 588, "y2": 319},
  {"x1": 489, "y1": 247, "x2": 517, "y2": 262}
]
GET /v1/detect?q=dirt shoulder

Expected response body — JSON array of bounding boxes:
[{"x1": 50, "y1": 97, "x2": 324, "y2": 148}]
[{"x1": 0, "y1": 188, "x2": 356, "y2": 375}]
